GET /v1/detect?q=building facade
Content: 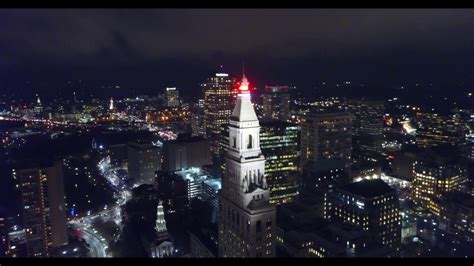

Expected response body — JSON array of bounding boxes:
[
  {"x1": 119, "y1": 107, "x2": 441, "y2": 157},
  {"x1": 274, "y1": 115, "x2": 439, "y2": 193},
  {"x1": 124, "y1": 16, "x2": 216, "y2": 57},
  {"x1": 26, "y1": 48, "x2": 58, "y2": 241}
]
[
  {"x1": 15, "y1": 161, "x2": 68, "y2": 257},
  {"x1": 218, "y1": 75, "x2": 276, "y2": 257},
  {"x1": 161, "y1": 135, "x2": 212, "y2": 172},
  {"x1": 412, "y1": 157, "x2": 467, "y2": 216},
  {"x1": 165, "y1": 87, "x2": 180, "y2": 107},
  {"x1": 329, "y1": 179, "x2": 401, "y2": 251},
  {"x1": 262, "y1": 85, "x2": 291, "y2": 121},
  {"x1": 348, "y1": 99, "x2": 384, "y2": 153},
  {"x1": 127, "y1": 140, "x2": 160, "y2": 185}
]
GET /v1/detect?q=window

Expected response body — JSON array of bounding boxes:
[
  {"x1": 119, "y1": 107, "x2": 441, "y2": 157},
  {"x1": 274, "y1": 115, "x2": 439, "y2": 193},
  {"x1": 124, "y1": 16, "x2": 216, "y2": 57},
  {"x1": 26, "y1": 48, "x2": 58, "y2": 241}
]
[
  {"x1": 232, "y1": 137, "x2": 236, "y2": 148},
  {"x1": 247, "y1": 135, "x2": 253, "y2": 149},
  {"x1": 256, "y1": 220, "x2": 262, "y2": 233},
  {"x1": 266, "y1": 220, "x2": 272, "y2": 229}
]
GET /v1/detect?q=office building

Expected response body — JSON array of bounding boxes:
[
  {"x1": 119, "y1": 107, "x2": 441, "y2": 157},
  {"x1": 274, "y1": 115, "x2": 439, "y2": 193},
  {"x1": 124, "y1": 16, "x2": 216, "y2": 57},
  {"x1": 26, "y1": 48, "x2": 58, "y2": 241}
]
[
  {"x1": 127, "y1": 140, "x2": 160, "y2": 185},
  {"x1": 190, "y1": 224, "x2": 218, "y2": 257},
  {"x1": 415, "y1": 112, "x2": 468, "y2": 150},
  {"x1": 262, "y1": 85, "x2": 291, "y2": 121},
  {"x1": 259, "y1": 120, "x2": 300, "y2": 205},
  {"x1": 15, "y1": 161, "x2": 68, "y2": 257},
  {"x1": 300, "y1": 111, "x2": 353, "y2": 201},
  {"x1": 412, "y1": 156, "x2": 467, "y2": 216},
  {"x1": 162, "y1": 135, "x2": 212, "y2": 172},
  {"x1": 348, "y1": 99, "x2": 384, "y2": 153},
  {"x1": 202, "y1": 72, "x2": 237, "y2": 156},
  {"x1": 191, "y1": 99, "x2": 206, "y2": 137},
  {"x1": 439, "y1": 192, "x2": 474, "y2": 242},
  {"x1": 329, "y1": 179, "x2": 401, "y2": 251},
  {"x1": 218, "y1": 74, "x2": 276, "y2": 257},
  {"x1": 165, "y1": 87, "x2": 180, "y2": 107}
]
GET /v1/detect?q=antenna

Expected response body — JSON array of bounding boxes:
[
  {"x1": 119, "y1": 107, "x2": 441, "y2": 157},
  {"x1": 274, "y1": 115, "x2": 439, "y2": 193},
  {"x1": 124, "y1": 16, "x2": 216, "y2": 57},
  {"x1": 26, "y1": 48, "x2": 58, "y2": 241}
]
[{"x1": 242, "y1": 61, "x2": 245, "y2": 77}]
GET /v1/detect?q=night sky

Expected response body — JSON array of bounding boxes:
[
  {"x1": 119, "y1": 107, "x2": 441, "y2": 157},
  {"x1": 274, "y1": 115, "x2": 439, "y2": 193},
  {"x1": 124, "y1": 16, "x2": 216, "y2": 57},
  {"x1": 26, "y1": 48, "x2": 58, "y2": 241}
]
[{"x1": 1, "y1": 9, "x2": 474, "y2": 99}]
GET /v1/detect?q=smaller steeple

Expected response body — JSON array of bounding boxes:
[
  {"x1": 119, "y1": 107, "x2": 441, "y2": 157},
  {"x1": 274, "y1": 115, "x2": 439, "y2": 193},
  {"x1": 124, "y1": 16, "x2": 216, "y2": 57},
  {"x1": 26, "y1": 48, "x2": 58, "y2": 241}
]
[
  {"x1": 155, "y1": 200, "x2": 167, "y2": 234},
  {"x1": 36, "y1": 94, "x2": 41, "y2": 105},
  {"x1": 109, "y1": 97, "x2": 114, "y2": 111}
]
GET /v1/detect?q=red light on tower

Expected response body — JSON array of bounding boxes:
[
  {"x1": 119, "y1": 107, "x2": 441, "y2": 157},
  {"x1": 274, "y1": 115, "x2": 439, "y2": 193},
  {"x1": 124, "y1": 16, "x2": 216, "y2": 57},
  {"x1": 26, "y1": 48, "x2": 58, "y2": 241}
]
[{"x1": 238, "y1": 74, "x2": 250, "y2": 92}]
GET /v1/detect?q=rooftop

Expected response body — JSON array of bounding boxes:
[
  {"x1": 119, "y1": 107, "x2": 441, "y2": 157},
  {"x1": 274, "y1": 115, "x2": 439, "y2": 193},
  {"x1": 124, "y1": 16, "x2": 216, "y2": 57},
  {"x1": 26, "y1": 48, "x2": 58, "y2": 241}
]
[{"x1": 338, "y1": 179, "x2": 395, "y2": 199}]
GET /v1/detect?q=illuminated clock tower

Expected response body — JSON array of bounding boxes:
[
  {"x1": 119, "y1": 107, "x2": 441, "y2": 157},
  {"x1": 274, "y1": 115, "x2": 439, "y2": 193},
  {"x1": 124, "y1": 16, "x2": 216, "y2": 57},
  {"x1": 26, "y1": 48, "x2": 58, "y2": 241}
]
[{"x1": 218, "y1": 73, "x2": 276, "y2": 257}]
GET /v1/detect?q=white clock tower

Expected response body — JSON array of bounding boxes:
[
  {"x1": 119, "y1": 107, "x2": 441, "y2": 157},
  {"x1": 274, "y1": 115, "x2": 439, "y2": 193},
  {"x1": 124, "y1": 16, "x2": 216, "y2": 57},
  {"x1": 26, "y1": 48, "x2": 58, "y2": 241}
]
[{"x1": 218, "y1": 73, "x2": 276, "y2": 257}]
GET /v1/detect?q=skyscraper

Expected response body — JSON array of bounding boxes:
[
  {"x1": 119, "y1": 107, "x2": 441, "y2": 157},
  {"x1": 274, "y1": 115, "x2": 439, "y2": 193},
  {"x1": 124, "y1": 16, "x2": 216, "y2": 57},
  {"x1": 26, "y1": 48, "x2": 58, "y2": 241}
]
[
  {"x1": 15, "y1": 161, "x2": 68, "y2": 257},
  {"x1": 262, "y1": 85, "x2": 291, "y2": 121},
  {"x1": 127, "y1": 140, "x2": 161, "y2": 185},
  {"x1": 191, "y1": 99, "x2": 206, "y2": 137},
  {"x1": 218, "y1": 74, "x2": 276, "y2": 257},
  {"x1": 202, "y1": 72, "x2": 237, "y2": 156},
  {"x1": 165, "y1": 87, "x2": 180, "y2": 107},
  {"x1": 300, "y1": 111, "x2": 353, "y2": 192},
  {"x1": 348, "y1": 99, "x2": 384, "y2": 153},
  {"x1": 412, "y1": 155, "x2": 467, "y2": 216}
]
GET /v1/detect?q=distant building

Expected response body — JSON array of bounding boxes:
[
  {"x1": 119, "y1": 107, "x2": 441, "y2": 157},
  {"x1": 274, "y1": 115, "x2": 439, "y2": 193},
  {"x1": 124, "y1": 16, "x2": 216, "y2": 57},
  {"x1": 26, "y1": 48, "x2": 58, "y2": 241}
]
[
  {"x1": 301, "y1": 111, "x2": 352, "y2": 174},
  {"x1": 415, "y1": 112, "x2": 468, "y2": 150},
  {"x1": 127, "y1": 140, "x2": 160, "y2": 185},
  {"x1": 14, "y1": 161, "x2": 68, "y2": 257},
  {"x1": 328, "y1": 179, "x2": 401, "y2": 251},
  {"x1": 262, "y1": 85, "x2": 291, "y2": 121},
  {"x1": 161, "y1": 135, "x2": 212, "y2": 172},
  {"x1": 165, "y1": 87, "x2": 180, "y2": 107},
  {"x1": 202, "y1": 72, "x2": 237, "y2": 156},
  {"x1": 348, "y1": 99, "x2": 384, "y2": 153},
  {"x1": 412, "y1": 155, "x2": 467, "y2": 216},
  {"x1": 191, "y1": 99, "x2": 206, "y2": 137},
  {"x1": 439, "y1": 192, "x2": 474, "y2": 242},
  {"x1": 300, "y1": 111, "x2": 353, "y2": 216}
]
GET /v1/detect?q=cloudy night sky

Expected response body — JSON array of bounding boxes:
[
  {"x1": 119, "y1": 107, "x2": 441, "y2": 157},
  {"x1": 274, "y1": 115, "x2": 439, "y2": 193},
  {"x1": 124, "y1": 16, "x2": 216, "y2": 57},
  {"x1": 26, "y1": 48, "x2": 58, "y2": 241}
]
[{"x1": 1, "y1": 9, "x2": 474, "y2": 99}]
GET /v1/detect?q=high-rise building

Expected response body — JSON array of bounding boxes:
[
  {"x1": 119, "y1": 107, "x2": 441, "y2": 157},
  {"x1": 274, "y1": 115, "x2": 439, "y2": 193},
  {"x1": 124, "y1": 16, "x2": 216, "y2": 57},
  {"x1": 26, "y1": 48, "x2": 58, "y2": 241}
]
[
  {"x1": 301, "y1": 111, "x2": 352, "y2": 169},
  {"x1": 191, "y1": 99, "x2": 206, "y2": 137},
  {"x1": 415, "y1": 112, "x2": 468, "y2": 150},
  {"x1": 262, "y1": 85, "x2": 290, "y2": 121},
  {"x1": 300, "y1": 111, "x2": 353, "y2": 195},
  {"x1": 218, "y1": 74, "x2": 276, "y2": 257},
  {"x1": 348, "y1": 99, "x2": 384, "y2": 153},
  {"x1": 259, "y1": 120, "x2": 300, "y2": 205},
  {"x1": 220, "y1": 119, "x2": 300, "y2": 205},
  {"x1": 329, "y1": 179, "x2": 401, "y2": 251},
  {"x1": 15, "y1": 161, "x2": 68, "y2": 257},
  {"x1": 162, "y1": 135, "x2": 212, "y2": 172},
  {"x1": 412, "y1": 156, "x2": 467, "y2": 216},
  {"x1": 127, "y1": 140, "x2": 160, "y2": 185},
  {"x1": 202, "y1": 72, "x2": 237, "y2": 156},
  {"x1": 165, "y1": 87, "x2": 180, "y2": 108}
]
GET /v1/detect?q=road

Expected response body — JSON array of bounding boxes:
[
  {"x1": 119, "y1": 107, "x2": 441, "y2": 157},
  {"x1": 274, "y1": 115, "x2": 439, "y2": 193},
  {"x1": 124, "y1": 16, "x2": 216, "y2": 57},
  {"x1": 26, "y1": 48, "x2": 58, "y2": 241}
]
[{"x1": 69, "y1": 156, "x2": 131, "y2": 258}]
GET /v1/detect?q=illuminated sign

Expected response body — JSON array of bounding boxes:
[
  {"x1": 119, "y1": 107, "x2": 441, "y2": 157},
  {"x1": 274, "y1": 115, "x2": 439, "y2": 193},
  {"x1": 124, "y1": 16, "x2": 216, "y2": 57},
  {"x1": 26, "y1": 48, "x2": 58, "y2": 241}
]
[{"x1": 215, "y1": 73, "x2": 228, "y2": 77}]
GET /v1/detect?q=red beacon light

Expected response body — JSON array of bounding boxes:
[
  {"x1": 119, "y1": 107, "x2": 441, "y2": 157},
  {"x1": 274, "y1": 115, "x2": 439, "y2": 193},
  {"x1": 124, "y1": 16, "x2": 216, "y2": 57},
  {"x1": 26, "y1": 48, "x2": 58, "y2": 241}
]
[{"x1": 238, "y1": 75, "x2": 250, "y2": 92}]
